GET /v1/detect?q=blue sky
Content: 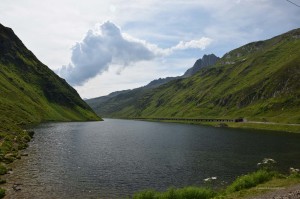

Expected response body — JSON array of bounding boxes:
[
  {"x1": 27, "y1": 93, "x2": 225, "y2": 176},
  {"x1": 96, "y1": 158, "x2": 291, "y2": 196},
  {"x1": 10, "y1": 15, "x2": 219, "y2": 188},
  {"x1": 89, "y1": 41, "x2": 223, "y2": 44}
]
[{"x1": 1, "y1": 0, "x2": 300, "y2": 98}]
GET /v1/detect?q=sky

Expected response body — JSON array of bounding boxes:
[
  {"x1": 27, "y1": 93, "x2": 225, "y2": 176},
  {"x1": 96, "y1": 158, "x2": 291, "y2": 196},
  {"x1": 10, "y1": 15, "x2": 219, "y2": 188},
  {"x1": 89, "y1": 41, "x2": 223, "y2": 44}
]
[{"x1": 1, "y1": 0, "x2": 300, "y2": 99}]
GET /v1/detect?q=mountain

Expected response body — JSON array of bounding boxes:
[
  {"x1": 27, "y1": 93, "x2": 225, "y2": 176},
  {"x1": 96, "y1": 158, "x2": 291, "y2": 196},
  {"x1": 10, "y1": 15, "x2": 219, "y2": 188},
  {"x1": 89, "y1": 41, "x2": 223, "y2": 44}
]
[
  {"x1": 88, "y1": 29, "x2": 300, "y2": 124},
  {"x1": 86, "y1": 54, "x2": 219, "y2": 116},
  {"x1": 182, "y1": 54, "x2": 219, "y2": 77},
  {"x1": 0, "y1": 23, "x2": 100, "y2": 156}
]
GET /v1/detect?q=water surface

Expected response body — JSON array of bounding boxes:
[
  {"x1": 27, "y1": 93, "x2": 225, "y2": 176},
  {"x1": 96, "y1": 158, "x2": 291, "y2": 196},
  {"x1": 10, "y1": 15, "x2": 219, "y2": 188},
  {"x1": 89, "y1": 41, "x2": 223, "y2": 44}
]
[{"x1": 4, "y1": 119, "x2": 300, "y2": 198}]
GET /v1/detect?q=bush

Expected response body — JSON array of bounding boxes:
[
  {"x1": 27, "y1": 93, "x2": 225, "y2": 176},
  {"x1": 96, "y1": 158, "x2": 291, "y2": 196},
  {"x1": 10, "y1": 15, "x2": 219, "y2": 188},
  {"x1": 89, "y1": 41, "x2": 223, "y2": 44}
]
[
  {"x1": 0, "y1": 165, "x2": 7, "y2": 175},
  {"x1": 133, "y1": 190, "x2": 156, "y2": 199},
  {"x1": 226, "y1": 170, "x2": 275, "y2": 193},
  {"x1": 133, "y1": 187, "x2": 216, "y2": 199},
  {"x1": 0, "y1": 188, "x2": 5, "y2": 198}
]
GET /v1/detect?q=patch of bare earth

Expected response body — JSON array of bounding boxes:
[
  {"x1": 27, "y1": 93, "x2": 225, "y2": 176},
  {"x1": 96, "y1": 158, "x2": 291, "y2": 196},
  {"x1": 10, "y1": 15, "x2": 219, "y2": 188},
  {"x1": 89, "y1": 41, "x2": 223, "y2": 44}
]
[{"x1": 249, "y1": 184, "x2": 300, "y2": 199}]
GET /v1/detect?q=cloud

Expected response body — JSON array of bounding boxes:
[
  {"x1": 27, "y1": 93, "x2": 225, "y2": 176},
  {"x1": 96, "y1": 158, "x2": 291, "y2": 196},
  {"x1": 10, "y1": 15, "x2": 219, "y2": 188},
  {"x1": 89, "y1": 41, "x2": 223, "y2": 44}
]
[
  {"x1": 171, "y1": 38, "x2": 213, "y2": 51},
  {"x1": 58, "y1": 22, "x2": 158, "y2": 85},
  {"x1": 58, "y1": 21, "x2": 212, "y2": 85}
]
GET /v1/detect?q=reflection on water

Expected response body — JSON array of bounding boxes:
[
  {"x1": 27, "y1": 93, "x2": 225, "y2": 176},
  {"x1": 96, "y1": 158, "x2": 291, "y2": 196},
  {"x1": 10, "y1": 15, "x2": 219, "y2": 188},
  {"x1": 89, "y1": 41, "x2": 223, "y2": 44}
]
[{"x1": 4, "y1": 119, "x2": 300, "y2": 198}]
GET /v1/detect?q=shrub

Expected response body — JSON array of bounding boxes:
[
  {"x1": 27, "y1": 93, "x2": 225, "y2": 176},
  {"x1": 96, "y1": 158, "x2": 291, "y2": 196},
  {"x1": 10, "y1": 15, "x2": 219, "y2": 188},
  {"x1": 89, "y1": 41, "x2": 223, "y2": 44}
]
[
  {"x1": 133, "y1": 187, "x2": 216, "y2": 199},
  {"x1": 170, "y1": 187, "x2": 216, "y2": 199},
  {"x1": 0, "y1": 188, "x2": 5, "y2": 198},
  {"x1": 226, "y1": 170, "x2": 275, "y2": 193},
  {"x1": 0, "y1": 165, "x2": 7, "y2": 175},
  {"x1": 133, "y1": 190, "x2": 156, "y2": 199}
]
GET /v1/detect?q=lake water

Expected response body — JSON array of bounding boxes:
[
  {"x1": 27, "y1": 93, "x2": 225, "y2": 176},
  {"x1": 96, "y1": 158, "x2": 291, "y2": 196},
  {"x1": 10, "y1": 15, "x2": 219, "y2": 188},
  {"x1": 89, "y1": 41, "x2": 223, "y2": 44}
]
[{"x1": 4, "y1": 119, "x2": 300, "y2": 198}]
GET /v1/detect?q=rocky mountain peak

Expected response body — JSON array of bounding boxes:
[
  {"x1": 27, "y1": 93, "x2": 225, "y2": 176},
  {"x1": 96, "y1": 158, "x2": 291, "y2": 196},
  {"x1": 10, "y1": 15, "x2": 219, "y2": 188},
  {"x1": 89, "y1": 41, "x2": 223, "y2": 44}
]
[{"x1": 183, "y1": 54, "x2": 219, "y2": 77}]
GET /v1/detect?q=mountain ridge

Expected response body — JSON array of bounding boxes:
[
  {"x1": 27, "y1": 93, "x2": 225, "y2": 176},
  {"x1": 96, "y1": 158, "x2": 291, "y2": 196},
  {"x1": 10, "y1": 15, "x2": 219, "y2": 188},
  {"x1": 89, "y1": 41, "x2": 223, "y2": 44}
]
[
  {"x1": 87, "y1": 28, "x2": 300, "y2": 124},
  {"x1": 0, "y1": 23, "x2": 101, "y2": 159},
  {"x1": 0, "y1": 23, "x2": 100, "y2": 124},
  {"x1": 86, "y1": 54, "x2": 219, "y2": 114},
  {"x1": 182, "y1": 54, "x2": 219, "y2": 77}
]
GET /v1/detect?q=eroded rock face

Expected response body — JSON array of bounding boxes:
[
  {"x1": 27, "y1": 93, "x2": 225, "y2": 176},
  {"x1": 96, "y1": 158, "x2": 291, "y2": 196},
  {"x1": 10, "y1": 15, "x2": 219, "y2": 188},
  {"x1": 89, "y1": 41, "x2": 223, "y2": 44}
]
[{"x1": 183, "y1": 54, "x2": 220, "y2": 77}]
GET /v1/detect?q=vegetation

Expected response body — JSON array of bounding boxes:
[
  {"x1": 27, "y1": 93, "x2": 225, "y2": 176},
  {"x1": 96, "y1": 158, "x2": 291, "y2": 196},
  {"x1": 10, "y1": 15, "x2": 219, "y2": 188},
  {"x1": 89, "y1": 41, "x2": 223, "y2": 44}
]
[
  {"x1": 88, "y1": 29, "x2": 300, "y2": 130},
  {"x1": 86, "y1": 54, "x2": 219, "y2": 118},
  {"x1": 225, "y1": 122, "x2": 300, "y2": 133},
  {"x1": 0, "y1": 23, "x2": 101, "y2": 157},
  {"x1": 225, "y1": 170, "x2": 275, "y2": 193},
  {"x1": 0, "y1": 23, "x2": 101, "y2": 195},
  {"x1": 0, "y1": 188, "x2": 4, "y2": 198},
  {"x1": 0, "y1": 165, "x2": 7, "y2": 175},
  {"x1": 133, "y1": 159, "x2": 300, "y2": 199},
  {"x1": 0, "y1": 23, "x2": 100, "y2": 124},
  {"x1": 0, "y1": 23, "x2": 100, "y2": 131},
  {"x1": 133, "y1": 187, "x2": 216, "y2": 199}
]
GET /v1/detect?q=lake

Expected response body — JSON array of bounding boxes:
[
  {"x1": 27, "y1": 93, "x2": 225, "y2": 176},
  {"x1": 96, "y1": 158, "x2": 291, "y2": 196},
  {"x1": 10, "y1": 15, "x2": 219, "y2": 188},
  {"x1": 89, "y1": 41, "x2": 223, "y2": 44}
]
[{"x1": 4, "y1": 119, "x2": 300, "y2": 198}]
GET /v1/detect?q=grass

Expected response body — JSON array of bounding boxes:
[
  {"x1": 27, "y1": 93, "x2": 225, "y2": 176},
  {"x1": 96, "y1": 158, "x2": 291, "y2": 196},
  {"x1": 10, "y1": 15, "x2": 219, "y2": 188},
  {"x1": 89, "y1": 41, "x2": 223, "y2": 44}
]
[
  {"x1": 133, "y1": 170, "x2": 300, "y2": 199},
  {"x1": 227, "y1": 122, "x2": 300, "y2": 133},
  {"x1": 0, "y1": 23, "x2": 100, "y2": 128},
  {"x1": 0, "y1": 23, "x2": 101, "y2": 162},
  {"x1": 225, "y1": 170, "x2": 275, "y2": 193},
  {"x1": 133, "y1": 187, "x2": 216, "y2": 199},
  {"x1": 0, "y1": 188, "x2": 4, "y2": 198},
  {"x1": 184, "y1": 121, "x2": 300, "y2": 133},
  {"x1": 219, "y1": 175, "x2": 300, "y2": 199},
  {"x1": 0, "y1": 165, "x2": 7, "y2": 175},
  {"x1": 130, "y1": 118, "x2": 300, "y2": 133},
  {"x1": 133, "y1": 158, "x2": 299, "y2": 199}
]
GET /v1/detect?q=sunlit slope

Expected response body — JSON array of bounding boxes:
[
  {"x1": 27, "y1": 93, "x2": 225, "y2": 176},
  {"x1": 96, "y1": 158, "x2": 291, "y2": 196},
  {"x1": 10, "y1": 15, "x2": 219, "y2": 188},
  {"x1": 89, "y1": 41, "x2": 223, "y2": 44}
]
[
  {"x1": 0, "y1": 23, "x2": 100, "y2": 126},
  {"x1": 86, "y1": 54, "x2": 219, "y2": 117},
  {"x1": 102, "y1": 29, "x2": 300, "y2": 123}
]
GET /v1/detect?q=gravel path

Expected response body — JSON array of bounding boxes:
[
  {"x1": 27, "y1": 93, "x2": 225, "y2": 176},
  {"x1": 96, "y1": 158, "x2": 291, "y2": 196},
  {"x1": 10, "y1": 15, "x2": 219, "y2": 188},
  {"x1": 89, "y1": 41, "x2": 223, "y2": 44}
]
[{"x1": 249, "y1": 184, "x2": 300, "y2": 199}]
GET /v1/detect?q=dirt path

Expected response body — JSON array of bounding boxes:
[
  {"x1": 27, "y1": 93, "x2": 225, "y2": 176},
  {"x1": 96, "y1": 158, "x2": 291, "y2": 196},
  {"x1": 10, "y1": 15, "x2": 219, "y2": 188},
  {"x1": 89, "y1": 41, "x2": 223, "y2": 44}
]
[{"x1": 249, "y1": 184, "x2": 300, "y2": 199}]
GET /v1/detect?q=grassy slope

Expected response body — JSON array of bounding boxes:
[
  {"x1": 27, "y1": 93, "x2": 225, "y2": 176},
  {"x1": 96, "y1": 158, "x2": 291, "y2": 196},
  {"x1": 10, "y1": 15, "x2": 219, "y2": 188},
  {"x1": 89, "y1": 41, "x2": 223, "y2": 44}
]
[
  {"x1": 0, "y1": 23, "x2": 100, "y2": 126},
  {"x1": 98, "y1": 29, "x2": 300, "y2": 125},
  {"x1": 0, "y1": 23, "x2": 100, "y2": 180},
  {"x1": 86, "y1": 55, "x2": 219, "y2": 116}
]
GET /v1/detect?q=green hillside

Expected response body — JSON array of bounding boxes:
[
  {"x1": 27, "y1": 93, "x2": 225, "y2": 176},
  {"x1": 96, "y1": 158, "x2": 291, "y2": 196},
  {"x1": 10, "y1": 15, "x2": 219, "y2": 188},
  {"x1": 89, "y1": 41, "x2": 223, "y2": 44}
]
[
  {"x1": 91, "y1": 28, "x2": 300, "y2": 124},
  {"x1": 0, "y1": 23, "x2": 100, "y2": 164},
  {"x1": 86, "y1": 54, "x2": 219, "y2": 116}
]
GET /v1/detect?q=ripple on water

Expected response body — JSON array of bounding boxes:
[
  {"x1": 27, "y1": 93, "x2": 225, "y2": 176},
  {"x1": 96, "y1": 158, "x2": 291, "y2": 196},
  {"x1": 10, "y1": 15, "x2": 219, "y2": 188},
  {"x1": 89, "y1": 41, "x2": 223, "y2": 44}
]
[{"x1": 3, "y1": 119, "x2": 300, "y2": 198}]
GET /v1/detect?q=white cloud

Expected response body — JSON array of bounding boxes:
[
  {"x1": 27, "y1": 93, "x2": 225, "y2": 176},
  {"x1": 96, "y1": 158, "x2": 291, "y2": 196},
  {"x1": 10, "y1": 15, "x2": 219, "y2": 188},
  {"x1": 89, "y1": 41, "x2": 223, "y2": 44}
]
[
  {"x1": 58, "y1": 21, "x2": 212, "y2": 86},
  {"x1": 57, "y1": 22, "x2": 157, "y2": 86},
  {"x1": 1, "y1": 0, "x2": 299, "y2": 98},
  {"x1": 171, "y1": 38, "x2": 213, "y2": 51}
]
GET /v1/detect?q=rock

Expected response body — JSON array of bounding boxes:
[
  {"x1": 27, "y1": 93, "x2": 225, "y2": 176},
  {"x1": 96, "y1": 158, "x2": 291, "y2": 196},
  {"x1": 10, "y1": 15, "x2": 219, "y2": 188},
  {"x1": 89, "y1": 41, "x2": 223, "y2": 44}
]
[
  {"x1": 12, "y1": 184, "x2": 21, "y2": 191},
  {"x1": 12, "y1": 183, "x2": 22, "y2": 191},
  {"x1": 4, "y1": 153, "x2": 14, "y2": 159}
]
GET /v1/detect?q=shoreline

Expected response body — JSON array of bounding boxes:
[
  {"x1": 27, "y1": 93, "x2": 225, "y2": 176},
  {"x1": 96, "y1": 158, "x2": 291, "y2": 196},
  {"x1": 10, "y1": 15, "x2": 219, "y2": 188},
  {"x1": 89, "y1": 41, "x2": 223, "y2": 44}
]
[
  {"x1": 0, "y1": 127, "x2": 34, "y2": 198},
  {"x1": 120, "y1": 118, "x2": 300, "y2": 133},
  {"x1": 1, "y1": 120, "x2": 300, "y2": 198}
]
